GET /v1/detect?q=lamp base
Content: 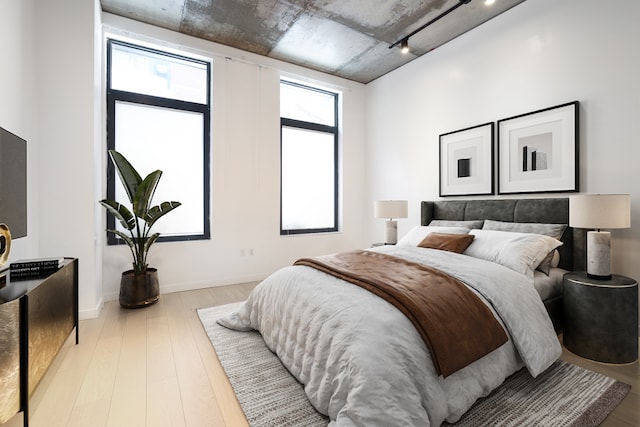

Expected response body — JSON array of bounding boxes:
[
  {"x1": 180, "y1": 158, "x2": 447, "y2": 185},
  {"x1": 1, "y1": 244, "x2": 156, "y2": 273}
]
[
  {"x1": 586, "y1": 273, "x2": 613, "y2": 280},
  {"x1": 385, "y1": 220, "x2": 398, "y2": 245},
  {"x1": 587, "y1": 230, "x2": 611, "y2": 280}
]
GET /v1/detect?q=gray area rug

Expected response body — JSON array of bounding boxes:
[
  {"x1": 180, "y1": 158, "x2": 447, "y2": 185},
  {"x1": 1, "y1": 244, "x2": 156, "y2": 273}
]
[{"x1": 198, "y1": 303, "x2": 631, "y2": 427}]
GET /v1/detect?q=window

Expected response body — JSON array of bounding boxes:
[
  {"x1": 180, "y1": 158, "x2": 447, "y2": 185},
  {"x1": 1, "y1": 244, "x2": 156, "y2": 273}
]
[
  {"x1": 106, "y1": 39, "x2": 211, "y2": 244},
  {"x1": 280, "y1": 81, "x2": 339, "y2": 235}
]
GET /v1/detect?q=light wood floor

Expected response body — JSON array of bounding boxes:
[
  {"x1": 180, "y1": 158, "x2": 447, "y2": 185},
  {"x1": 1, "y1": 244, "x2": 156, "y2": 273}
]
[{"x1": 2, "y1": 282, "x2": 638, "y2": 427}]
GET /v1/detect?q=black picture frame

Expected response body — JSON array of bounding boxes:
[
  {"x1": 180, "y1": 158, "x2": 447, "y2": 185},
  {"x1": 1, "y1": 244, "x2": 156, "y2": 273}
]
[
  {"x1": 497, "y1": 101, "x2": 579, "y2": 194},
  {"x1": 439, "y1": 122, "x2": 494, "y2": 197}
]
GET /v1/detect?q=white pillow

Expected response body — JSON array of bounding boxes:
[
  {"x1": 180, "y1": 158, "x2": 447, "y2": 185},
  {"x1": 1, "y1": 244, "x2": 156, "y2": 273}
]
[
  {"x1": 464, "y1": 229, "x2": 563, "y2": 280},
  {"x1": 396, "y1": 226, "x2": 471, "y2": 247},
  {"x1": 482, "y1": 219, "x2": 567, "y2": 275}
]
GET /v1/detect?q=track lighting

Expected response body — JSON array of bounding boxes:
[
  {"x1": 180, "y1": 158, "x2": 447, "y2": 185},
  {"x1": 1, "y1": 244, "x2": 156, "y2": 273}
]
[
  {"x1": 400, "y1": 39, "x2": 409, "y2": 54},
  {"x1": 389, "y1": 0, "x2": 475, "y2": 52}
]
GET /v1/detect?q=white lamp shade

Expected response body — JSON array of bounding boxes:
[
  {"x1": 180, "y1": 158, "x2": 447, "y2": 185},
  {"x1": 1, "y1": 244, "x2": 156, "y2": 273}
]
[
  {"x1": 374, "y1": 200, "x2": 408, "y2": 219},
  {"x1": 569, "y1": 194, "x2": 630, "y2": 229}
]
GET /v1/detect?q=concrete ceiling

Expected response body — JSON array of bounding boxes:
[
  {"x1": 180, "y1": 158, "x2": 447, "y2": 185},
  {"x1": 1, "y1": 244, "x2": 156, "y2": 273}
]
[{"x1": 101, "y1": 0, "x2": 526, "y2": 84}]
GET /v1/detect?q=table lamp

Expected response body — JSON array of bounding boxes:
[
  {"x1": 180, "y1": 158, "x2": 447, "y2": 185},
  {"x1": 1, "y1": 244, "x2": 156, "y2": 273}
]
[
  {"x1": 569, "y1": 194, "x2": 631, "y2": 279},
  {"x1": 374, "y1": 200, "x2": 408, "y2": 245}
]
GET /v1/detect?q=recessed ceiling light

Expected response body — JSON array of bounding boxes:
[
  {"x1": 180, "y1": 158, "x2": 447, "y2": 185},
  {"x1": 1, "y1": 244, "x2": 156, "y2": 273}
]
[{"x1": 485, "y1": 0, "x2": 496, "y2": 5}]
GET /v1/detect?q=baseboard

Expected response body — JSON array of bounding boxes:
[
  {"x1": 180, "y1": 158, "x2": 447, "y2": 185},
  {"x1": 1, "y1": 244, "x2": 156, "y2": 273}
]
[
  {"x1": 79, "y1": 296, "x2": 104, "y2": 320},
  {"x1": 160, "y1": 275, "x2": 265, "y2": 295},
  {"x1": 102, "y1": 274, "x2": 267, "y2": 303}
]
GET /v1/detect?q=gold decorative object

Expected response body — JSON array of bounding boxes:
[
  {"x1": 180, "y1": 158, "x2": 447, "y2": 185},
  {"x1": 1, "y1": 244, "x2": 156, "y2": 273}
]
[{"x1": 0, "y1": 224, "x2": 11, "y2": 267}]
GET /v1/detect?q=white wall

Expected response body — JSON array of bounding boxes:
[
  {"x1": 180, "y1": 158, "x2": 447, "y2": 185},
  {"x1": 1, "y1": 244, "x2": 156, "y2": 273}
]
[
  {"x1": 34, "y1": 0, "x2": 103, "y2": 318},
  {"x1": 99, "y1": 15, "x2": 368, "y2": 304},
  {"x1": 366, "y1": 0, "x2": 640, "y2": 283},
  {"x1": 0, "y1": 0, "x2": 39, "y2": 262},
  {"x1": 1, "y1": 0, "x2": 102, "y2": 318}
]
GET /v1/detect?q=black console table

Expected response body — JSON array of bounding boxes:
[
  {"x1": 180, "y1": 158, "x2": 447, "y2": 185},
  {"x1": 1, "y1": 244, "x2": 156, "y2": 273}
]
[{"x1": 0, "y1": 258, "x2": 78, "y2": 426}]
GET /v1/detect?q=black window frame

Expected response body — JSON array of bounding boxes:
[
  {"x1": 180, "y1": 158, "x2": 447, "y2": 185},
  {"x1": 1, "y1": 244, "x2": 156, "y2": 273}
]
[
  {"x1": 105, "y1": 39, "x2": 211, "y2": 245},
  {"x1": 280, "y1": 80, "x2": 339, "y2": 235}
]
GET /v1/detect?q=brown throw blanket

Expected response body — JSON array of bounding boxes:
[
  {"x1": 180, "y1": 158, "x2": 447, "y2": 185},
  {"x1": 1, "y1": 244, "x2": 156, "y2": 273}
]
[{"x1": 294, "y1": 250, "x2": 508, "y2": 377}]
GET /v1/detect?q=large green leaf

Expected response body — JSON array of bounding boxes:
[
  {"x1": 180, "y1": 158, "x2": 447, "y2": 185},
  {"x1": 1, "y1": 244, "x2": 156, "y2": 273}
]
[
  {"x1": 133, "y1": 170, "x2": 162, "y2": 218},
  {"x1": 109, "y1": 150, "x2": 142, "y2": 204},
  {"x1": 106, "y1": 228, "x2": 135, "y2": 249},
  {"x1": 99, "y1": 199, "x2": 136, "y2": 230},
  {"x1": 143, "y1": 233, "x2": 160, "y2": 255},
  {"x1": 145, "y1": 201, "x2": 182, "y2": 228}
]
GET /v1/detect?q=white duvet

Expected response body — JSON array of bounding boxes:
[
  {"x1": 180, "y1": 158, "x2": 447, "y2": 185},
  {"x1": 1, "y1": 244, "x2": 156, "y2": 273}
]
[{"x1": 218, "y1": 245, "x2": 561, "y2": 426}]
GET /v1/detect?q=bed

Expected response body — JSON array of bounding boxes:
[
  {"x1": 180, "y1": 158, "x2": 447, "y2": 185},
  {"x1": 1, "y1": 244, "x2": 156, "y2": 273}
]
[
  {"x1": 421, "y1": 197, "x2": 586, "y2": 332},
  {"x1": 219, "y1": 197, "x2": 586, "y2": 426}
]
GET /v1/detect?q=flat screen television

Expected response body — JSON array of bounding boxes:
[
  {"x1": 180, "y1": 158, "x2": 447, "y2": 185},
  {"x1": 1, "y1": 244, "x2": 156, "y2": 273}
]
[{"x1": 0, "y1": 126, "x2": 27, "y2": 238}]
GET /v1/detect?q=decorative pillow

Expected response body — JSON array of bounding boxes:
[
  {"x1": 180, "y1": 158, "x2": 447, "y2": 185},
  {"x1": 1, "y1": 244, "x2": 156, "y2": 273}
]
[
  {"x1": 464, "y1": 229, "x2": 563, "y2": 280},
  {"x1": 482, "y1": 220, "x2": 567, "y2": 275},
  {"x1": 429, "y1": 219, "x2": 484, "y2": 229},
  {"x1": 396, "y1": 226, "x2": 471, "y2": 247},
  {"x1": 536, "y1": 250, "x2": 562, "y2": 275},
  {"x1": 418, "y1": 232, "x2": 475, "y2": 254},
  {"x1": 550, "y1": 250, "x2": 561, "y2": 268}
]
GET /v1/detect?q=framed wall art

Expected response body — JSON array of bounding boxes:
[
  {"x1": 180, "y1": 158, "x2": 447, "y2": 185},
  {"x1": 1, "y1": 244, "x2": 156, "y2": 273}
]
[
  {"x1": 498, "y1": 101, "x2": 579, "y2": 194},
  {"x1": 439, "y1": 122, "x2": 494, "y2": 197}
]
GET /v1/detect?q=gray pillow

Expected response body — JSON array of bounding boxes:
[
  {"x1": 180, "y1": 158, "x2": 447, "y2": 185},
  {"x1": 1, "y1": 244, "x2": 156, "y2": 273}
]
[
  {"x1": 429, "y1": 219, "x2": 484, "y2": 229},
  {"x1": 482, "y1": 220, "x2": 567, "y2": 275}
]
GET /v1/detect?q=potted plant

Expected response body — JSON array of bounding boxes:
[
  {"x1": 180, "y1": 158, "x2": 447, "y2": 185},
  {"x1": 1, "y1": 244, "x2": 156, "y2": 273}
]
[{"x1": 99, "y1": 150, "x2": 181, "y2": 308}]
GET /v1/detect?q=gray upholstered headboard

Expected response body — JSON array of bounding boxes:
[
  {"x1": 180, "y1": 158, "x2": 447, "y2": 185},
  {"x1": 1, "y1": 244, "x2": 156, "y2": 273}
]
[{"x1": 421, "y1": 198, "x2": 586, "y2": 272}]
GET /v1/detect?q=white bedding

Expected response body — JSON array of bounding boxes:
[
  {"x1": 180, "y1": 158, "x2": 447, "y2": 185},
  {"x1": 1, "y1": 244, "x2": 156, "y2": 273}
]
[
  {"x1": 218, "y1": 245, "x2": 561, "y2": 426},
  {"x1": 533, "y1": 267, "x2": 567, "y2": 301}
]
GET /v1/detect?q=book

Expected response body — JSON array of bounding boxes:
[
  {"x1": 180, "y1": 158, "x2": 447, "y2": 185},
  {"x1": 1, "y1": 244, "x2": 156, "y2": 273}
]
[
  {"x1": 10, "y1": 257, "x2": 64, "y2": 270},
  {"x1": 9, "y1": 258, "x2": 64, "y2": 281},
  {"x1": 9, "y1": 265, "x2": 61, "y2": 279},
  {"x1": 9, "y1": 272, "x2": 50, "y2": 281},
  {"x1": 10, "y1": 265, "x2": 60, "y2": 274}
]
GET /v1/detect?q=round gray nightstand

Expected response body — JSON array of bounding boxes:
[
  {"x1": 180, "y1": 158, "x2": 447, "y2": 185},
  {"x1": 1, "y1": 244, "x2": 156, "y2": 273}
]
[{"x1": 563, "y1": 272, "x2": 638, "y2": 364}]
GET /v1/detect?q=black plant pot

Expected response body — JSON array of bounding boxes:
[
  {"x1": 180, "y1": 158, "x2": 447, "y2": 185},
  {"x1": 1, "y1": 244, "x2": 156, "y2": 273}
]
[{"x1": 119, "y1": 268, "x2": 159, "y2": 308}]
